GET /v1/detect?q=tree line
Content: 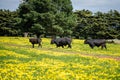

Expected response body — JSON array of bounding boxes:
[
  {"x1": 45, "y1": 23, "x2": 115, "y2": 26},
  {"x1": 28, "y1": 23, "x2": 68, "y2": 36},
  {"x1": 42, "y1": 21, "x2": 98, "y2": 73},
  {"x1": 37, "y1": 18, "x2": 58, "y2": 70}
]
[
  {"x1": 74, "y1": 10, "x2": 120, "y2": 39},
  {"x1": 0, "y1": 0, "x2": 120, "y2": 39}
]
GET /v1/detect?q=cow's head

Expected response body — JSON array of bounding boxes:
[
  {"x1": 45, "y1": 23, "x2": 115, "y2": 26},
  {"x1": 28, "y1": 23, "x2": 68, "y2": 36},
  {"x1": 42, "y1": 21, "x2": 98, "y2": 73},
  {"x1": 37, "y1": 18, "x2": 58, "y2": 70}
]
[
  {"x1": 50, "y1": 38, "x2": 56, "y2": 44},
  {"x1": 84, "y1": 39, "x2": 89, "y2": 44}
]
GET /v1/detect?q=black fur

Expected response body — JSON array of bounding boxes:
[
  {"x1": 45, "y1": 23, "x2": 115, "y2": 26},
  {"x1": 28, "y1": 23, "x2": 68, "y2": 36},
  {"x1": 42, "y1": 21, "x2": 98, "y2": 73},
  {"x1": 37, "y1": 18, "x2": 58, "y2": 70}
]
[
  {"x1": 51, "y1": 37, "x2": 72, "y2": 48},
  {"x1": 29, "y1": 38, "x2": 42, "y2": 48},
  {"x1": 84, "y1": 39, "x2": 107, "y2": 49}
]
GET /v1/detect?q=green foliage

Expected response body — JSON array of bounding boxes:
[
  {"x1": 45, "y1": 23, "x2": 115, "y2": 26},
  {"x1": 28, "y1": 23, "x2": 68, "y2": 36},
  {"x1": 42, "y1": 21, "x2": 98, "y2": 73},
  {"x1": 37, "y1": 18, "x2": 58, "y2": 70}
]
[
  {"x1": 74, "y1": 10, "x2": 120, "y2": 39},
  {"x1": 31, "y1": 23, "x2": 45, "y2": 38},
  {"x1": 0, "y1": 9, "x2": 21, "y2": 36},
  {"x1": 52, "y1": 25, "x2": 64, "y2": 35},
  {"x1": 17, "y1": 0, "x2": 75, "y2": 37},
  {"x1": 0, "y1": 1, "x2": 120, "y2": 39}
]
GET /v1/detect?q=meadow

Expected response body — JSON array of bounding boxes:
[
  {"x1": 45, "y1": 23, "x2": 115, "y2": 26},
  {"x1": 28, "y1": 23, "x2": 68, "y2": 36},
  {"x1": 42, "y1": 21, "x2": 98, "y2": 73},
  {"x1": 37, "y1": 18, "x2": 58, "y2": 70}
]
[{"x1": 0, "y1": 37, "x2": 120, "y2": 80}]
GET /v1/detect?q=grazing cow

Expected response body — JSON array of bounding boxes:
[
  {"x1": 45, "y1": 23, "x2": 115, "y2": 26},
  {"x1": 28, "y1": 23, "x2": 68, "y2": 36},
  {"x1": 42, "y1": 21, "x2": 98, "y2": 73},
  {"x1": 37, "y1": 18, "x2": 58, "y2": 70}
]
[
  {"x1": 29, "y1": 38, "x2": 42, "y2": 48},
  {"x1": 51, "y1": 37, "x2": 72, "y2": 48},
  {"x1": 84, "y1": 39, "x2": 107, "y2": 49}
]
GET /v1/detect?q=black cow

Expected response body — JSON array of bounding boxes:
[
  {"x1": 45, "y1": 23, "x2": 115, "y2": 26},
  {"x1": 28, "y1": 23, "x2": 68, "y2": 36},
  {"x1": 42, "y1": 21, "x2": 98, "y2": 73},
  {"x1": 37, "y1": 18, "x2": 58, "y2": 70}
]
[
  {"x1": 51, "y1": 37, "x2": 72, "y2": 48},
  {"x1": 29, "y1": 38, "x2": 42, "y2": 48},
  {"x1": 84, "y1": 39, "x2": 107, "y2": 49}
]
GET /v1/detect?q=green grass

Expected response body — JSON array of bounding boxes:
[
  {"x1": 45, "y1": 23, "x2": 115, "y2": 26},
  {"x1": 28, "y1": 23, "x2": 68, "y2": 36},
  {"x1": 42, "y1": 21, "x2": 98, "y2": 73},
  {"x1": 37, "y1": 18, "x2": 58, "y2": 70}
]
[{"x1": 0, "y1": 37, "x2": 120, "y2": 79}]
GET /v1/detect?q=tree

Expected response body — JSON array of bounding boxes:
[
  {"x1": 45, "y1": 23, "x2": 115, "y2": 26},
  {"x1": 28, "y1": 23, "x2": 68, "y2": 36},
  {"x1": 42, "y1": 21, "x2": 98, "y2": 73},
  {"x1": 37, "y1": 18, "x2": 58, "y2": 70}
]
[
  {"x1": 74, "y1": 10, "x2": 120, "y2": 39},
  {"x1": 73, "y1": 10, "x2": 93, "y2": 39},
  {"x1": 31, "y1": 23, "x2": 45, "y2": 38},
  {"x1": 105, "y1": 10, "x2": 120, "y2": 39},
  {"x1": 18, "y1": 0, "x2": 76, "y2": 38},
  {"x1": 0, "y1": 9, "x2": 20, "y2": 36}
]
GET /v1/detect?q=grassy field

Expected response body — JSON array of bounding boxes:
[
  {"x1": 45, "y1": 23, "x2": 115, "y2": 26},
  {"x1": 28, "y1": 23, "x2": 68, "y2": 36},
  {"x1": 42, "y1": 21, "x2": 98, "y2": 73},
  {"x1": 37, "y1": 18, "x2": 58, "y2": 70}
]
[{"x1": 0, "y1": 37, "x2": 120, "y2": 80}]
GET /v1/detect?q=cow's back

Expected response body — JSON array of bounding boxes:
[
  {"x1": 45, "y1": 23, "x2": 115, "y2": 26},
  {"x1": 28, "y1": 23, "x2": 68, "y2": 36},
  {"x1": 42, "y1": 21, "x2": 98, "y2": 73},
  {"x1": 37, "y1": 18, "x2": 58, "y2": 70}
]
[
  {"x1": 84, "y1": 39, "x2": 106, "y2": 49},
  {"x1": 29, "y1": 38, "x2": 40, "y2": 44},
  {"x1": 93, "y1": 39, "x2": 106, "y2": 45},
  {"x1": 51, "y1": 37, "x2": 72, "y2": 48}
]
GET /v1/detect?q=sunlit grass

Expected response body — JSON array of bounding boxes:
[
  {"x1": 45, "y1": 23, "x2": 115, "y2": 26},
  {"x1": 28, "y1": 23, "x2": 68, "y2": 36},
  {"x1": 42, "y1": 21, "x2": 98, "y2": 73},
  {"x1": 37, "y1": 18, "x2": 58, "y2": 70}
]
[{"x1": 0, "y1": 37, "x2": 120, "y2": 79}]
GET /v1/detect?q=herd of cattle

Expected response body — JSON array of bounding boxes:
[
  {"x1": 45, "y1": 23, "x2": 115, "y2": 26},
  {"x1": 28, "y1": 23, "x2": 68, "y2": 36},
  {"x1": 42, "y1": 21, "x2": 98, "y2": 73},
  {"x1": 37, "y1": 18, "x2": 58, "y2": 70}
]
[{"x1": 29, "y1": 37, "x2": 107, "y2": 49}]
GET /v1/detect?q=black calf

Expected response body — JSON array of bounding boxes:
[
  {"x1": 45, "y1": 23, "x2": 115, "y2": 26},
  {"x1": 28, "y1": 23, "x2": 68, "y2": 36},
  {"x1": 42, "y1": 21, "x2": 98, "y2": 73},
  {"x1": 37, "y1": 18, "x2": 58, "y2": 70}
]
[
  {"x1": 29, "y1": 38, "x2": 42, "y2": 48},
  {"x1": 84, "y1": 39, "x2": 107, "y2": 49},
  {"x1": 51, "y1": 37, "x2": 72, "y2": 48}
]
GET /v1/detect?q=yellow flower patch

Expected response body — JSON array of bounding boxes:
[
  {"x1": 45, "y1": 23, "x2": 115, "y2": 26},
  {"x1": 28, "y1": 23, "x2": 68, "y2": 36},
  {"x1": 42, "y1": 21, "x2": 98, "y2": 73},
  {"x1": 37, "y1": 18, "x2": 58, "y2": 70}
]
[{"x1": 0, "y1": 37, "x2": 120, "y2": 79}]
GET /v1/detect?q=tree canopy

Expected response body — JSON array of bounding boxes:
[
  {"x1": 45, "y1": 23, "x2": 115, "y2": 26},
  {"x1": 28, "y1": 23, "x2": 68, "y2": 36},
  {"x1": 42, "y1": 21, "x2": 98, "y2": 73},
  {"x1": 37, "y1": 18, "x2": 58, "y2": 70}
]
[
  {"x1": 74, "y1": 9, "x2": 120, "y2": 39},
  {"x1": 0, "y1": 1, "x2": 120, "y2": 39},
  {"x1": 17, "y1": 0, "x2": 76, "y2": 38},
  {"x1": 0, "y1": 9, "x2": 20, "y2": 36}
]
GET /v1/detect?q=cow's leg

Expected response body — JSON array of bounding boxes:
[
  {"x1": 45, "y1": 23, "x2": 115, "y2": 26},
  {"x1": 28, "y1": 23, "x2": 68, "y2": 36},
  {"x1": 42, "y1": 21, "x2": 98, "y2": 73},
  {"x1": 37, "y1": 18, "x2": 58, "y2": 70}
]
[
  {"x1": 40, "y1": 43, "x2": 42, "y2": 48},
  {"x1": 89, "y1": 44, "x2": 94, "y2": 49},
  {"x1": 104, "y1": 44, "x2": 107, "y2": 49},
  {"x1": 101, "y1": 45, "x2": 103, "y2": 49},
  {"x1": 56, "y1": 46, "x2": 58, "y2": 48},
  {"x1": 56, "y1": 44, "x2": 58, "y2": 48},
  {"x1": 38, "y1": 43, "x2": 42, "y2": 48},
  {"x1": 68, "y1": 44, "x2": 71, "y2": 48},
  {"x1": 32, "y1": 44, "x2": 34, "y2": 48},
  {"x1": 62, "y1": 45, "x2": 64, "y2": 48},
  {"x1": 39, "y1": 43, "x2": 42, "y2": 48},
  {"x1": 102, "y1": 44, "x2": 107, "y2": 49},
  {"x1": 38, "y1": 43, "x2": 40, "y2": 47}
]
